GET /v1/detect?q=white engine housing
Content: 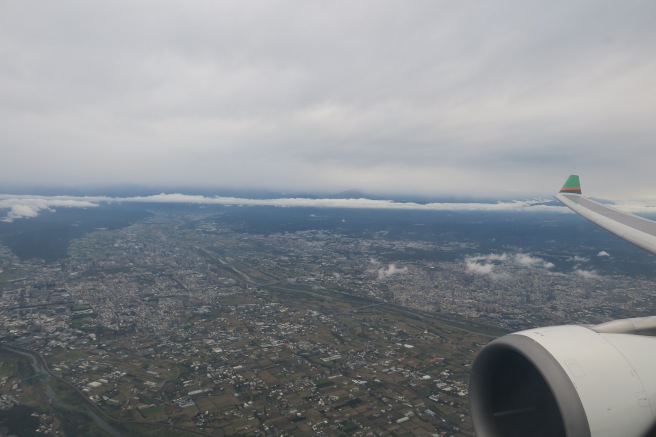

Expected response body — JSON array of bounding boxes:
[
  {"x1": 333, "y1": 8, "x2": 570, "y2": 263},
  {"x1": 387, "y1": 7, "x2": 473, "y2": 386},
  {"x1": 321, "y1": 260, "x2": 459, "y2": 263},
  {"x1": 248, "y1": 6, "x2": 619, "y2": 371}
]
[{"x1": 469, "y1": 325, "x2": 656, "y2": 436}]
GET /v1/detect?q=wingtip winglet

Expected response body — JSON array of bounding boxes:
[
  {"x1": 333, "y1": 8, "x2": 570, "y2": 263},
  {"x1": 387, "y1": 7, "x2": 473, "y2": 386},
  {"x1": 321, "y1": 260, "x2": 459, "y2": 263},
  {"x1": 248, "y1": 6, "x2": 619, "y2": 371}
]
[{"x1": 559, "y1": 175, "x2": 582, "y2": 195}]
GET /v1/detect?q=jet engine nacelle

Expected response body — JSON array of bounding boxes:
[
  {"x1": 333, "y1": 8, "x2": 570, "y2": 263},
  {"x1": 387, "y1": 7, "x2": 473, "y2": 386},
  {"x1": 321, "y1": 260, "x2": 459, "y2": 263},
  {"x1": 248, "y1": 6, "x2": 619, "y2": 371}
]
[{"x1": 469, "y1": 324, "x2": 656, "y2": 437}]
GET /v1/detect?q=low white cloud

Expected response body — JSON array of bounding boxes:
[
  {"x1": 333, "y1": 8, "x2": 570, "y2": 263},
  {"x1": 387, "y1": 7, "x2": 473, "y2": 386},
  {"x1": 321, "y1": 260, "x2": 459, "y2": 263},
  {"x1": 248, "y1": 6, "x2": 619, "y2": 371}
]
[
  {"x1": 575, "y1": 269, "x2": 600, "y2": 279},
  {"x1": 124, "y1": 194, "x2": 563, "y2": 212},
  {"x1": 573, "y1": 256, "x2": 589, "y2": 262},
  {"x1": 5, "y1": 204, "x2": 39, "y2": 221},
  {"x1": 597, "y1": 251, "x2": 611, "y2": 257},
  {"x1": 0, "y1": 197, "x2": 98, "y2": 222},
  {"x1": 465, "y1": 252, "x2": 554, "y2": 279},
  {"x1": 0, "y1": 193, "x2": 565, "y2": 222},
  {"x1": 377, "y1": 263, "x2": 408, "y2": 280},
  {"x1": 466, "y1": 253, "x2": 506, "y2": 277},
  {"x1": 469, "y1": 254, "x2": 509, "y2": 263},
  {"x1": 514, "y1": 253, "x2": 554, "y2": 269},
  {"x1": 466, "y1": 260, "x2": 496, "y2": 276}
]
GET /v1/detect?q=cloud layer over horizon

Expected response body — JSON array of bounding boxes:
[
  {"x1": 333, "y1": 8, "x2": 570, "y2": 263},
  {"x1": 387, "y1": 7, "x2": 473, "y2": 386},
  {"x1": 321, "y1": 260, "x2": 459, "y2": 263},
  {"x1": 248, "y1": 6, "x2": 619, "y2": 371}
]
[
  {"x1": 0, "y1": 193, "x2": 566, "y2": 222},
  {"x1": 2, "y1": 1, "x2": 656, "y2": 198}
]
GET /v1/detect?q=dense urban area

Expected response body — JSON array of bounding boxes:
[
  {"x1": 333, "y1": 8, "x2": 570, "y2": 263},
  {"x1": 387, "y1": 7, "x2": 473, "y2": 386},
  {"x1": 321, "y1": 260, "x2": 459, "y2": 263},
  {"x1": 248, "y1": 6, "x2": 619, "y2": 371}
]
[{"x1": 1, "y1": 205, "x2": 656, "y2": 436}]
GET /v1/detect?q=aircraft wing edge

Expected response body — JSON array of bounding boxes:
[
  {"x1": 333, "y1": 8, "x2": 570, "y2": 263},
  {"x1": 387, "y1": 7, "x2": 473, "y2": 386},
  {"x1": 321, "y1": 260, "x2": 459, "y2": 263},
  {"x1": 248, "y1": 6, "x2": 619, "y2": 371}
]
[{"x1": 554, "y1": 192, "x2": 656, "y2": 255}]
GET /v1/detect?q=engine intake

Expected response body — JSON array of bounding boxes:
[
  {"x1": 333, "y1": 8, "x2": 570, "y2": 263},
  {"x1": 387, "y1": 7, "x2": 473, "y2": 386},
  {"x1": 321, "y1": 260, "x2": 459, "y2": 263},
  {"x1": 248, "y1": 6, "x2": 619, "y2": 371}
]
[
  {"x1": 469, "y1": 325, "x2": 656, "y2": 437},
  {"x1": 469, "y1": 334, "x2": 589, "y2": 436}
]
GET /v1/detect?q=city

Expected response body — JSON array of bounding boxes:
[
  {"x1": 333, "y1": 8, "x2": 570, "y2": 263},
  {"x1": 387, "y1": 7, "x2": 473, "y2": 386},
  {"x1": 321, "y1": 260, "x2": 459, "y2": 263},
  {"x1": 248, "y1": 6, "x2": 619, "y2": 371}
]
[{"x1": 1, "y1": 204, "x2": 655, "y2": 436}]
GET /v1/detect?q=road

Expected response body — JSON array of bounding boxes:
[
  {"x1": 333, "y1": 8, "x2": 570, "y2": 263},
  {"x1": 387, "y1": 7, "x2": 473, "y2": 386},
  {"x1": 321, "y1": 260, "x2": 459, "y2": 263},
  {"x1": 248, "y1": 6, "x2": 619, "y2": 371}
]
[{"x1": 2, "y1": 344, "x2": 124, "y2": 437}]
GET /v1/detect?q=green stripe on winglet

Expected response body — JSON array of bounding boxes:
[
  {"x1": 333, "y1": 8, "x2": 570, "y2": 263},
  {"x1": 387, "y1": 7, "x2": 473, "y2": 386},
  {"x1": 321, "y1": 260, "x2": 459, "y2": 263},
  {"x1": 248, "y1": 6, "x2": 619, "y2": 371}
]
[{"x1": 560, "y1": 175, "x2": 581, "y2": 194}]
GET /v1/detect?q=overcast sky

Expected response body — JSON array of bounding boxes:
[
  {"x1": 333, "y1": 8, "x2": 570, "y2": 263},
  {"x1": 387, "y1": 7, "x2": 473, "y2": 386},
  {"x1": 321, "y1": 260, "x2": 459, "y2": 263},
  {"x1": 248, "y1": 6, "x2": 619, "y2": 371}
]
[{"x1": 1, "y1": 1, "x2": 655, "y2": 199}]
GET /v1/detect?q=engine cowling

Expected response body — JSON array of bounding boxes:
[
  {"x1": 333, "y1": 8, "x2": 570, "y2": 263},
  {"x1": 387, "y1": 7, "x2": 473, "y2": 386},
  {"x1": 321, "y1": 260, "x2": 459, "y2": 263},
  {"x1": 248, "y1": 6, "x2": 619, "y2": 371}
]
[{"x1": 469, "y1": 325, "x2": 656, "y2": 437}]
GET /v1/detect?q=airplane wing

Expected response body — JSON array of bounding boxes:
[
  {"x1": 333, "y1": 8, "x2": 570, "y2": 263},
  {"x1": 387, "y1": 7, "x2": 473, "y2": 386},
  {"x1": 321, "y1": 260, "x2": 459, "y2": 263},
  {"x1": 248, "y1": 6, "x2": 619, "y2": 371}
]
[
  {"x1": 554, "y1": 175, "x2": 656, "y2": 255},
  {"x1": 469, "y1": 176, "x2": 656, "y2": 437}
]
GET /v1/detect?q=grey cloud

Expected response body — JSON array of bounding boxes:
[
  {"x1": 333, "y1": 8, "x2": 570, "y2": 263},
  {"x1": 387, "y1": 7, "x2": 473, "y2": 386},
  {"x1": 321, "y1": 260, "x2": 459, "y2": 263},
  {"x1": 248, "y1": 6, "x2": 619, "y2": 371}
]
[{"x1": 1, "y1": 1, "x2": 656, "y2": 196}]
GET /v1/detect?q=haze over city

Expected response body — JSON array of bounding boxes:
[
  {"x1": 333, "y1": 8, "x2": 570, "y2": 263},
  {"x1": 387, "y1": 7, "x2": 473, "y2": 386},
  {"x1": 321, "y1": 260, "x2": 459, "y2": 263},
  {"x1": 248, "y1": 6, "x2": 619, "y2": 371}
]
[{"x1": 2, "y1": 1, "x2": 656, "y2": 200}]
